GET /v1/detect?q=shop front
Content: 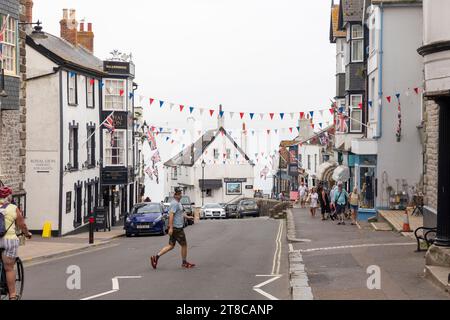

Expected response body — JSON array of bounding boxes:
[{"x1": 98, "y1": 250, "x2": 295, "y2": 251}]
[{"x1": 349, "y1": 155, "x2": 377, "y2": 221}]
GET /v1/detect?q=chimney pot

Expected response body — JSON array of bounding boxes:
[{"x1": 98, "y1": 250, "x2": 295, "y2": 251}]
[
  {"x1": 63, "y1": 9, "x2": 68, "y2": 20},
  {"x1": 80, "y1": 22, "x2": 84, "y2": 32},
  {"x1": 69, "y1": 9, "x2": 76, "y2": 20},
  {"x1": 88, "y1": 23, "x2": 92, "y2": 32}
]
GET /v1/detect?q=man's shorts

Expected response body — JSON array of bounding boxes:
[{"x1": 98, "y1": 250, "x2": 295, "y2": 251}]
[
  {"x1": 169, "y1": 228, "x2": 187, "y2": 246},
  {"x1": 335, "y1": 205, "x2": 346, "y2": 216},
  {"x1": 0, "y1": 238, "x2": 19, "y2": 258}
]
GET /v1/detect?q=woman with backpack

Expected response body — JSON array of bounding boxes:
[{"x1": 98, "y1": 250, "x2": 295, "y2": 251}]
[{"x1": 0, "y1": 186, "x2": 32, "y2": 300}]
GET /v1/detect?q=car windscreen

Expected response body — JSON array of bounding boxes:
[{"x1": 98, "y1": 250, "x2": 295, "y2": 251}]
[
  {"x1": 180, "y1": 197, "x2": 191, "y2": 205},
  {"x1": 241, "y1": 201, "x2": 256, "y2": 206},
  {"x1": 134, "y1": 204, "x2": 162, "y2": 214},
  {"x1": 204, "y1": 204, "x2": 221, "y2": 209}
]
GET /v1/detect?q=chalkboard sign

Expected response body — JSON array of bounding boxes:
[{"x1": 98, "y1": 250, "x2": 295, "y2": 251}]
[{"x1": 94, "y1": 207, "x2": 108, "y2": 232}]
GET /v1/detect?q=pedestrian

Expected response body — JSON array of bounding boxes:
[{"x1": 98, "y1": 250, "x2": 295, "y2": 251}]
[
  {"x1": 329, "y1": 184, "x2": 338, "y2": 220},
  {"x1": 0, "y1": 186, "x2": 32, "y2": 300},
  {"x1": 332, "y1": 182, "x2": 349, "y2": 225},
  {"x1": 349, "y1": 187, "x2": 360, "y2": 226},
  {"x1": 309, "y1": 187, "x2": 319, "y2": 218},
  {"x1": 319, "y1": 185, "x2": 331, "y2": 221},
  {"x1": 298, "y1": 182, "x2": 307, "y2": 208},
  {"x1": 150, "y1": 190, "x2": 195, "y2": 269}
]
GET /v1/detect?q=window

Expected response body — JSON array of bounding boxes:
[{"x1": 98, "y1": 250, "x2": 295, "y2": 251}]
[
  {"x1": 66, "y1": 192, "x2": 72, "y2": 214},
  {"x1": 104, "y1": 79, "x2": 126, "y2": 111},
  {"x1": 350, "y1": 95, "x2": 363, "y2": 132},
  {"x1": 213, "y1": 149, "x2": 219, "y2": 160},
  {"x1": 104, "y1": 130, "x2": 125, "y2": 166},
  {"x1": 69, "y1": 126, "x2": 79, "y2": 170},
  {"x1": 370, "y1": 17, "x2": 376, "y2": 53},
  {"x1": 87, "y1": 127, "x2": 96, "y2": 167},
  {"x1": 314, "y1": 154, "x2": 317, "y2": 173},
  {"x1": 68, "y1": 72, "x2": 78, "y2": 105},
  {"x1": 307, "y1": 155, "x2": 311, "y2": 170},
  {"x1": 87, "y1": 77, "x2": 95, "y2": 107},
  {"x1": 369, "y1": 77, "x2": 376, "y2": 121},
  {"x1": 171, "y1": 167, "x2": 178, "y2": 180},
  {"x1": 1, "y1": 15, "x2": 17, "y2": 75},
  {"x1": 351, "y1": 25, "x2": 364, "y2": 62},
  {"x1": 226, "y1": 149, "x2": 231, "y2": 159}
]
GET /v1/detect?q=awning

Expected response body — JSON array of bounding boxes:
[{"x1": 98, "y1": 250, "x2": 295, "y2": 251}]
[
  {"x1": 316, "y1": 161, "x2": 338, "y2": 181},
  {"x1": 333, "y1": 165, "x2": 350, "y2": 182},
  {"x1": 199, "y1": 179, "x2": 223, "y2": 190}
]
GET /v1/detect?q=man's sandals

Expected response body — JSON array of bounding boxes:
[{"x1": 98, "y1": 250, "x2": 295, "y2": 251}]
[{"x1": 182, "y1": 262, "x2": 196, "y2": 269}]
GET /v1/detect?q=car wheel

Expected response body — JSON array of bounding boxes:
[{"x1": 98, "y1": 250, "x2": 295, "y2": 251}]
[{"x1": 126, "y1": 232, "x2": 132, "y2": 238}]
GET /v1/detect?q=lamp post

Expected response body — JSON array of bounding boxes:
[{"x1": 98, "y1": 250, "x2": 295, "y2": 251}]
[{"x1": 201, "y1": 160, "x2": 206, "y2": 207}]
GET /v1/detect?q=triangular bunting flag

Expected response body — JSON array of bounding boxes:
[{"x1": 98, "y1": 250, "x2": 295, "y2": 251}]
[
  {"x1": 169, "y1": 103, "x2": 174, "y2": 111},
  {"x1": 250, "y1": 113, "x2": 255, "y2": 120},
  {"x1": 199, "y1": 109, "x2": 204, "y2": 116},
  {"x1": 180, "y1": 105, "x2": 185, "y2": 112},
  {"x1": 160, "y1": 101, "x2": 164, "y2": 108},
  {"x1": 290, "y1": 113, "x2": 295, "y2": 120},
  {"x1": 150, "y1": 98, "x2": 155, "y2": 106},
  {"x1": 297, "y1": 127, "x2": 300, "y2": 133},
  {"x1": 368, "y1": 101, "x2": 373, "y2": 108},
  {"x1": 219, "y1": 111, "x2": 225, "y2": 118},
  {"x1": 329, "y1": 108, "x2": 334, "y2": 115},
  {"x1": 189, "y1": 107, "x2": 194, "y2": 114},
  {"x1": 396, "y1": 93, "x2": 401, "y2": 99},
  {"x1": 267, "y1": 130, "x2": 271, "y2": 135},
  {"x1": 300, "y1": 112, "x2": 305, "y2": 119},
  {"x1": 386, "y1": 96, "x2": 392, "y2": 103},
  {"x1": 229, "y1": 112, "x2": 234, "y2": 119},
  {"x1": 358, "y1": 103, "x2": 362, "y2": 109},
  {"x1": 280, "y1": 113, "x2": 285, "y2": 120},
  {"x1": 269, "y1": 113, "x2": 274, "y2": 120},
  {"x1": 210, "y1": 110, "x2": 215, "y2": 117},
  {"x1": 289, "y1": 128, "x2": 293, "y2": 133},
  {"x1": 240, "y1": 112, "x2": 245, "y2": 119},
  {"x1": 119, "y1": 89, "x2": 124, "y2": 96},
  {"x1": 309, "y1": 111, "x2": 314, "y2": 119},
  {"x1": 414, "y1": 87, "x2": 420, "y2": 94}
]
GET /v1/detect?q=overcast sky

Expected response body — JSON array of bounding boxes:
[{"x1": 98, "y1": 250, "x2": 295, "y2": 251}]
[{"x1": 34, "y1": 0, "x2": 336, "y2": 196}]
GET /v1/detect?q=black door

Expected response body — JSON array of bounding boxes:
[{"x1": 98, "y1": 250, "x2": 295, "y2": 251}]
[
  {"x1": 436, "y1": 97, "x2": 450, "y2": 247},
  {"x1": 87, "y1": 184, "x2": 93, "y2": 217},
  {"x1": 129, "y1": 184, "x2": 134, "y2": 212},
  {"x1": 121, "y1": 187, "x2": 127, "y2": 217},
  {"x1": 75, "y1": 186, "x2": 82, "y2": 227}
]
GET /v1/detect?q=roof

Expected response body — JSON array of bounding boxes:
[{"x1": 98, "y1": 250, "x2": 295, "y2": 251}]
[
  {"x1": 338, "y1": 0, "x2": 369, "y2": 29},
  {"x1": 164, "y1": 127, "x2": 255, "y2": 167},
  {"x1": 26, "y1": 31, "x2": 106, "y2": 76},
  {"x1": 330, "y1": 4, "x2": 346, "y2": 43}
]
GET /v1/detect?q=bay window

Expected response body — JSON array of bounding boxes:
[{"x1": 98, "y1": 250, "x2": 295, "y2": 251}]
[
  {"x1": 104, "y1": 130, "x2": 125, "y2": 166},
  {"x1": 351, "y1": 25, "x2": 364, "y2": 62},
  {"x1": 104, "y1": 79, "x2": 126, "y2": 111},
  {"x1": 350, "y1": 95, "x2": 363, "y2": 132},
  {"x1": 1, "y1": 15, "x2": 17, "y2": 75}
]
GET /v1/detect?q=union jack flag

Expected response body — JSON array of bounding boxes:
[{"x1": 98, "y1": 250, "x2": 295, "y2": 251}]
[
  {"x1": 151, "y1": 150, "x2": 161, "y2": 164},
  {"x1": 337, "y1": 113, "x2": 348, "y2": 133},
  {"x1": 147, "y1": 129, "x2": 157, "y2": 151},
  {"x1": 260, "y1": 166, "x2": 270, "y2": 180},
  {"x1": 153, "y1": 166, "x2": 159, "y2": 184},
  {"x1": 103, "y1": 113, "x2": 115, "y2": 146},
  {"x1": 0, "y1": 15, "x2": 10, "y2": 61},
  {"x1": 145, "y1": 167, "x2": 154, "y2": 180}
]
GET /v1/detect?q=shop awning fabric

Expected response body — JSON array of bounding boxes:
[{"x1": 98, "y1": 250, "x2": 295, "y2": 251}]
[
  {"x1": 333, "y1": 165, "x2": 350, "y2": 182},
  {"x1": 316, "y1": 161, "x2": 338, "y2": 182},
  {"x1": 199, "y1": 179, "x2": 223, "y2": 189}
]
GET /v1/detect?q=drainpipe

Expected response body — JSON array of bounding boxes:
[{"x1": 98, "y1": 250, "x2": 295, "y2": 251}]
[{"x1": 374, "y1": 3, "x2": 384, "y2": 139}]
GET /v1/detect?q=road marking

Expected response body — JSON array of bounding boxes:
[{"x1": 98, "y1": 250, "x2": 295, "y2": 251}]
[
  {"x1": 276, "y1": 222, "x2": 283, "y2": 275},
  {"x1": 299, "y1": 242, "x2": 415, "y2": 253},
  {"x1": 271, "y1": 221, "x2": 283, "y2": 275},
  {"x1": 253, "y1": 276, "x2": 282, "y2": 300},
  {"x1": 81, "y1": 276, "x2": 142, "y2": 300}
]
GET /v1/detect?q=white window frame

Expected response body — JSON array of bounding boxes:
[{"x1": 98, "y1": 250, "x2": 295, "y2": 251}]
[
  {"x1": 104, "y1": 79, "x2": 126, "y2": 111},
  {"x1": 213, "y1": 149, "x2": 219, "y2": 160},
  {"x1": 87, "y1": 77, "x2": 95, "y2": 108},
  {"x1": 349, "y1": 95, "x2": 363, "y2": 133},
  {"x1": 171, "y1": 167, "x2": 178, "y2": 180},
  {"x1": 351, "y1": 25, "x2": 364, "y2": 63},
  {"x1": 1, "y1": 15, "x2": 17, "y2": 75},
  {"x1": 68, "y1": 73, "x2": 77, "y2": 105},
  {"x1": 104, "y1": 129, "x2": 126, "y2": 166}
]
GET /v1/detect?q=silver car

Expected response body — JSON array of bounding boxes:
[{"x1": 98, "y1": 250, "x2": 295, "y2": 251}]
[{"x1": 200, "y1": 203, "x2": 226, "y2": 219}]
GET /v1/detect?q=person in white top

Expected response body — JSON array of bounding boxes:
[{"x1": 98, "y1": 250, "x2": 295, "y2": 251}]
[
  {"x1": 298, "y1": 182, "x2": 308, "y2": 208},
  {"x1": 309, "y1": 187, "x2": 319, "y2": 218}
]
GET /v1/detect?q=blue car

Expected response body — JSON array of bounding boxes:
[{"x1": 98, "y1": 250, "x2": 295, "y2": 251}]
[{"x1": 124, "y1": 203, "x2": 169, "y2": 237}]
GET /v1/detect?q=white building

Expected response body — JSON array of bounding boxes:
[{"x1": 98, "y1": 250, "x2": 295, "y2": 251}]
[
  {"x1": 351, "y1": 0, "x2": 423, "y2": 212},
  {"x1": 164, "y1": 124, "x2": 255, "y2": 207},
  {"x1": 25, "y1": 29, "x2": 104, "y2": 235}
]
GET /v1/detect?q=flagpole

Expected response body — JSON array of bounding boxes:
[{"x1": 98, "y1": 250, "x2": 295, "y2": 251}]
[{"x1": 81, "y1": 111, "x2": 115, "y2": 148}]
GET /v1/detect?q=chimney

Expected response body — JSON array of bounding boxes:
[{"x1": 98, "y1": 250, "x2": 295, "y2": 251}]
[
  {"x1": 25, "y1": 0, "x2": 33, "y2": 24},
  {"x1": 60, "y1": 8, "x2": 78, "y2": 46},
  {"x1": 78, "y1": 21, "x2": 94, "y2": 53}
]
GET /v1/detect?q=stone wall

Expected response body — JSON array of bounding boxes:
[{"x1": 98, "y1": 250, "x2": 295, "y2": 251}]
[
  {"x1": 0, "y1": 0, "x2": 26, "y2": 195},
  {"x1": 423, "y1": 98, "x2": 439, "y2": 210}
]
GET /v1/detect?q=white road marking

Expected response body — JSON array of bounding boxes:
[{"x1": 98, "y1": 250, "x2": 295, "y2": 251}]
[
  {"x1": 81, "y1": 276, "x2": 142, "y2": 300},
  {"x1": 276, "y1": 222, "x2": 283, "y2": 275},
  {"x1": 271, "y1": 221, "x2": 283, "y2": 275},
  {"x1": 253, "y1": 276, "x2": 282, "y2": 301},
  {"x1": 299, "y1": 242, "x2": 415, "y2": 253}
]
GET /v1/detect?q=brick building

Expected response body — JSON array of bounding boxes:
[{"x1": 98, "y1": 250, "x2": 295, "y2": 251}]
[{"x1": 0, "y1": 0, "x2": 28, "y2": 213}]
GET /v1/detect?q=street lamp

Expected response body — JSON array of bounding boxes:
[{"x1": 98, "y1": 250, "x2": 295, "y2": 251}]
[{"x1": 201, "y1": 160, "x2": 206, "y2": 207}]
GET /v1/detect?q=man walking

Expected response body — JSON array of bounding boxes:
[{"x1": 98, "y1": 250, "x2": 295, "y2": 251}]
[
  {"x1": 332, "y1": 182, "x2": 348, "y2": 225},
  {"x1": 298, "y1": 182, "x2": 307, "y2": 208},
  {"x1": 150, "y1": 190, "x2": 195, "y2": 269}
]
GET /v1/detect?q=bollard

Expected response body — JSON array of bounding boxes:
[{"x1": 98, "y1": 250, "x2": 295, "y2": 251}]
[{"x1": 89, "y1": 215, "x2": 95, "y2": 244}]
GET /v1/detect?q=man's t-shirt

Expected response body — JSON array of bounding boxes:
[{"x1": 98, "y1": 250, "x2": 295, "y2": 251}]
[
  {"x1": 169, "y1": 200, "x2": 185, "y2": 228},
  {"x1": 299, "y1": 186, "x2": 307, "y2": 197},
  {"x1": 334, "y1": 189, "x2": 348, "y2": 206}
]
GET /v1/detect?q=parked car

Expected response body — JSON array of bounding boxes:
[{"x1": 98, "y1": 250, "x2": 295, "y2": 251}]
[
  {"x1": 237, "y1": 199, "x2": 260, "y2": 218},
  {"x1": 200, "y1": 203, "x2": 226, "y2": 219},
  {"x1": 225, "y1": 203, "x2": 239, "y2": 219},
  {"x1": 124, "y1": 203, "x2": 169, "y2": 237},
  {"x1": 163, "y1": 196, "x2": 194, "y2": 226}
]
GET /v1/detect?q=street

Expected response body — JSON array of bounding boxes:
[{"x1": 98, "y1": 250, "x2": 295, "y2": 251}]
[{"x1": 22, "y1": 218, "x2": 290, "y2": 300}]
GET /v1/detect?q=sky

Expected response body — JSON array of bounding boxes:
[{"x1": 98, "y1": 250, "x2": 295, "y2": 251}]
[{"x1": 34, "y1": 0, "x2": 336, "y2": 199}]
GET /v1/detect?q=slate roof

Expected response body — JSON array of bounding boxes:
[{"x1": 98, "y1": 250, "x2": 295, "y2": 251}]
[
  {"x1": 26, "y1": 31, "x2": 106, "y2": 76},
  {"x1": 164, "y1": 127, "x2": 255, "y2": 167},
  {"x1": 338, "y1": 0, "x2": 370, "y2": 29}
]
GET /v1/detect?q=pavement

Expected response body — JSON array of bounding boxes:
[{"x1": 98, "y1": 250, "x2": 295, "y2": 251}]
[
  {"x1": 378, "y1": 209, "x2": 423, "y2": 239},
  {"x1": 19, "y1": 226, "x2": 124, "y2": 264},
  {"x1": 22, "y1": 217, "x2": 290, "y2": 300},
  {"x1": 288, "y1": 207, "x2": 450, "y2": 300}
]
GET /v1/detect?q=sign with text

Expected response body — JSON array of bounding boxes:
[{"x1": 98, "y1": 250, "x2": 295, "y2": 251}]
[
  {"x1": 224, "y1": 178, "x2": 247, "y2": 183},
  {"x1": 94, "y1": 207, "x2": 108, "y2": 231},
  {"x1": 101, "y1": 168, "x2": 128, "y2": 185},
  {"x1": 101, "y1": 111, "x2": 129, "y2": 130}
]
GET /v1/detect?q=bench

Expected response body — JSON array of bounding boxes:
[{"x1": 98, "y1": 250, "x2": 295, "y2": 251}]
[{"x1": 414, "y1": 227, "x2": 437, "y2": 252}]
